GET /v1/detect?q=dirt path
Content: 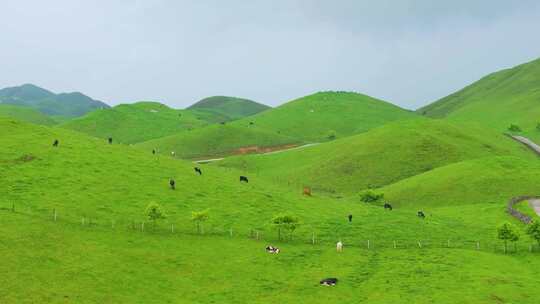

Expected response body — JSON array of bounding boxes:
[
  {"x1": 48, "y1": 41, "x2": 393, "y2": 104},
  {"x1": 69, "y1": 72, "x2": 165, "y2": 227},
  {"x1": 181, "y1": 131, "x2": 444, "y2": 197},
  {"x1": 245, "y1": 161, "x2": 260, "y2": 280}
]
[
  {"x1": 529, "y1": 199, "x2": 540, "y2": 216},
  {"x1": 510, "y1": 135, "x2": 540, "y2": 155},
  {"x1": 193, "y1": 143, "x2": 320, "y2": 164}
]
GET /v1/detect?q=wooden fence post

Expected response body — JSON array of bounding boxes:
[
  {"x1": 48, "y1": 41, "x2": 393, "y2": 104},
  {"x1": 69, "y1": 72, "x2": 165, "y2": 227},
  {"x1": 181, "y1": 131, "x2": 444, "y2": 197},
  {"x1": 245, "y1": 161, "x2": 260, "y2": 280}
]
[
  {"x1": 393, "y1": 240, "x2": 397, "y2": 249},
  {"x1": 447, "y1": 240, "x2": 450, "y2": 248},
  {"x1": 141, "y1": 222, "x2": 145, "y2": 232},
  {"x1": 476, "y1": 242, "x2": 480, "y2": 250},
  {"x1": 417, "y1": 241, "x2": 422, "y2": 248},
  {"x1": 230, "y1": 227, "x2": 233, "y2": 237},
  {"x1": 53, "y1": 209, "x2": 57, "y2": 221},
  {"x1": 312, "y1": 232, "x2": 315, "y2": 245},
  {"x1": 367, "y1": 240, "x2": 370, "y2": 250},
  {"x1": 171, "y1": 224, "x2": 174, "y2": 233}
]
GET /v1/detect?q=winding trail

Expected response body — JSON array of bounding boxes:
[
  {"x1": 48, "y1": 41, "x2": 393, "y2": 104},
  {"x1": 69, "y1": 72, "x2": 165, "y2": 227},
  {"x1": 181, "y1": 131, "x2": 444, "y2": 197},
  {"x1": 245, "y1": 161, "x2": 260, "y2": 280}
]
[
  {"x1": 194, "y1": 143, "x2": 320, "y2": 164},
  {"x1": 510, "y1": 135, "x2": 540, "y2": 155}
]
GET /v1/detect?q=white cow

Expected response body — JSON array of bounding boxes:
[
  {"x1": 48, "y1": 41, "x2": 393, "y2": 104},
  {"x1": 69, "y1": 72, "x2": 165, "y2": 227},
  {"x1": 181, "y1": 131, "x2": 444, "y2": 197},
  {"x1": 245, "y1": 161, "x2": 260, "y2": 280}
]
[{"x1": 336, "y1": 241, "x2": 343, "y2": 252}]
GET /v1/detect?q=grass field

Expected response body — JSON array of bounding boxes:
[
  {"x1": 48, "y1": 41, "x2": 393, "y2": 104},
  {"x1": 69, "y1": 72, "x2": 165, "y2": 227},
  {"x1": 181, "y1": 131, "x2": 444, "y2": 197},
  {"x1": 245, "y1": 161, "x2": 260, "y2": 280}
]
[
  {"x1": 3, "y1": 116, "x2": 540, "y2": 303},
  {"x1": 0, "y1": 104, "x2": 58, "y2": 126},
  {"x1": 215, "y1": 119, "x2": 536, "y2": 194},
  {"x1": 188, "y1": 96, "x2": 270, "y2": 121}
]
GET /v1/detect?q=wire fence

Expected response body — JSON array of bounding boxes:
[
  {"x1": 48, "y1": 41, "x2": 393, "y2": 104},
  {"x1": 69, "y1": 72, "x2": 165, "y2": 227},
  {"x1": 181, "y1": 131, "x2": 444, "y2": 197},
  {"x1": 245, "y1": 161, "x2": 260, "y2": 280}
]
[{"x1": 2, "y1": 204, "x2": 539, "y2": 255}]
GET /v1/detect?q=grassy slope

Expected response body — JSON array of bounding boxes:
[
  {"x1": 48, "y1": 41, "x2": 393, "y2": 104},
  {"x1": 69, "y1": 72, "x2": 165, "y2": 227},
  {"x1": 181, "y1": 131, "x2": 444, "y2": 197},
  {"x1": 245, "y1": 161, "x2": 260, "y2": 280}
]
[
  {"x1": 2, "y1": 117, "x2": 540, "y2": 303},
  {"x1": 418, "y1": 57, "x2": 540, "y2": 140},
  {"x1": 136, "y1": 123, "x2": 300, "y2": 159},
  {"x1": 237, "y1": 91, "x2": 418, "y2": 142},
  {"x1": 60, "y1": 102, "x2": 215, "y2": 144},
  {"x1": 188, "y1": 96, "x2": 271, "y2": 121},
  {"x1": 215, "y1": 119, "x2": 535, "y2": 194},
  {"x1": 0, "y1": 104, "x2": 57, "y2": 126},
  {"x1": 138, "y1": 91, "x2": 417, "y2": 159}
]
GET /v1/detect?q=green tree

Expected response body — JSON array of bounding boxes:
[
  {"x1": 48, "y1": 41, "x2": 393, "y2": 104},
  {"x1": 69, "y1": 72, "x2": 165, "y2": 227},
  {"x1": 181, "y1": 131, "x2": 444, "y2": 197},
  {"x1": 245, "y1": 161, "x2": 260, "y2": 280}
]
[
  {"x1": 508, "y1": 124, "x2": 522, "y2": 132},
  {"x1": 145, "y1": 202, "x2": 166, "y2": 229},
  {"x1": 526, "y1": 220, "x2": 540, "y2": 248},
  {"x1": 191, "y1": 209, "x2": 210, "y2": 234},
  {"x1": 359, "y1": 190, "x2": 384, "y2": 204},
  {"x1": 271, "y1": 213, "x2": 300, "y2": 241},
  {"x1": 497, "y1": 222, "x2": 520, "y2": 253}
]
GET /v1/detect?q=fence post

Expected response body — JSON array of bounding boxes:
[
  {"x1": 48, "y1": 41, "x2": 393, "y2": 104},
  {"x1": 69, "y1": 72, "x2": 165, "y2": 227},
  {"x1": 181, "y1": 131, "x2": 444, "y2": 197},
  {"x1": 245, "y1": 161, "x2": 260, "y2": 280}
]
[
  {"x1": 417, "y1": 241, "x2": 422, "y2": 248},
  {"x1": 141, "y1": 222, "x2": 145, "y2": 232},
  {"x1": 11, "y1": 202, "x2": 14, "y2": 212},
  {"x1": 312, "y1": 232, "x2": 315, "y2": 245},
  {"x1": 230, "y1": 227, "x2": 233, "y2": 237},
  {"x1": 367, "y1": 240, "x2": 370, "y2": 250},
  {"x1": 82, "y1": 217, "x2": 85, "y2": 226},
  {"x1": 53, "y1": 209, "x2": 57, "y2": 222},
  {"x1": 112, "y1": 220, "x2": 115, "y2": 229},
  {"x1": 171, "y1": 224, "x2": 174, "y2": 233},
  {"x1": 393, "y1": 240, "x2": 396, "y2": 249},
  {"x1": 447, "y1": 239, "x2": 450, "y2": 248},
  {"x1": 256, "y1": 231, "x2": 260, "y2": 240},
  {"x1": 476, "y1": 242, "x2": 480, "y2": 250}
]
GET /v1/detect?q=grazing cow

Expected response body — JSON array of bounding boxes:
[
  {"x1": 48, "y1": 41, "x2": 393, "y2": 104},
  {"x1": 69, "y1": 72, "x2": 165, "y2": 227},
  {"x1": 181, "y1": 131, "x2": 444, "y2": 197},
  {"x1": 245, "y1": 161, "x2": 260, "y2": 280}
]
[
  {"x1": 194, "y1": 167, "x2": 202, "y2": 175},
  {"x1": 152, "y1": 149, "x2": 156, "y2": 155},
  {"x1": 249, "y1": 122, "x2": 254, "y2": 125},
  {"x1": 169, "y1": 179, "x2": 176, "y2": 190},
  {"x1": 52, "y1": 139, "x2": 59, "y2": 147},
  {"x1": 384, "y1": 203, "x2": 393, "y2": 211},
  {"x1": 171, "y1": 151, "x2": 176, "y2": 157},
  {"x1": 320, "y1": 278, "x2": 338, "y2": 286},
  {"x1": 108, "y1": 137, "x2": 113, "y2": 144},
  {"x1": 265, "y1": 245, "x2": 280, "y2": 254},
  {"x1": 240, "y1": 176, "x2": 249, "y2": 183},
  {"x1": 336, "y1": 241, "x2": 343, "y2": 252},
  {"x1": 417, "y1": 211, "x2": 425, "y2": 219},
  {"x1": 303, "y1": 187, "x2": 312, "y2": 196},
  {"x1": 348, "y1": 214, "x2": 352, "y2": 222}
]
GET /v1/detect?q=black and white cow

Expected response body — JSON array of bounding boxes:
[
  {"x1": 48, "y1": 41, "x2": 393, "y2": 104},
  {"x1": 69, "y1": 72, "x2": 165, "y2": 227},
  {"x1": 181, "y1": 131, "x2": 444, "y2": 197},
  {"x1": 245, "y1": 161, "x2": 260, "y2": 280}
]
[
  {"x1": 417, "y1": 211, "x2": 425, "y2": 218},
  {"x1": 265, "y1": 245, "x2": 280, "y2": 254},
  {"x1": 384, "y1": 203, "x2": 393, "y2": 211},
  {"x1": 320, "y1": 278, "x2": 338, "y2": 286},
  {"x1": 240, "y1": 176, "x2": 249, "y2": 183},
  {"x1": 194, "y1": 167, "x2": 202, "y2": 175}
]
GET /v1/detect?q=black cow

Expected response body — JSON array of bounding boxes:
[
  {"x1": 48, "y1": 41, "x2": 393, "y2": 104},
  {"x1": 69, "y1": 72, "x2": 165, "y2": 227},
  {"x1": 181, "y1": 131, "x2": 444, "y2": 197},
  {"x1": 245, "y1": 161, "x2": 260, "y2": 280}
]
[
  {"x1": 169, "y1": 179, "x2": 176, "y2": 190},
  {"x1": 417, "y1": 211, "x2": 425, "y2": 218},
  {"x1": 152, "y1": 149, "x2": 156, "y2": 155},
  {"x1": 384, "y1": 203, "x2": 393, "y2": 211},
  {"x1": 108, "y1": 137, "x2": 113, "y2": 144},
  {"x1": 52, "y1": 139, "x2": 59, "y2": 147},
  {"x1": 194, "y1": 167, "x2": 202, "y2": 175},
  {"x1": 348, "y1": 214, "x2": 353, "y2": 222},
  {"x1": 249, "y1": 122, "x2": 254, "y2": 125},
  {"x1": 320, "y1": 278, "x2": 338, "y2": 286},
  {"x1": 240, "y1": 176, "x2": 249, "y2": 183}
]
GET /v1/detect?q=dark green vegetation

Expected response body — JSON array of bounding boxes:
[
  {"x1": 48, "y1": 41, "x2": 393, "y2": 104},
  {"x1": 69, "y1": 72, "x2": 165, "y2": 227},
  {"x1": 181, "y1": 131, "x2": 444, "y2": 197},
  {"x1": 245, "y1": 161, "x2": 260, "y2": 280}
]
[
  {"x1": 216, "y1": 119, "x2": 535, "y2": 194},
  {"x1": 60, "y1": 102, "x2": 216, "y2": 144},
  {"x1": 0, "y1": 104, "x2": 57, "y2": 126},
  {"x1": 188, "y1": 96, "x2": 270, "y2": 121},
  {"x1": 418, "y1": 57, "x2": 540, "y2": 140},
  {"x1": 0, "y1": 84, "x2": 109, "y2": 118},
  {"x1": 141, "y1": 91, "x2": 417, "y2": 159},
  {"x1": 2, "y1": 117, "x2": 540, "y2": 303}
]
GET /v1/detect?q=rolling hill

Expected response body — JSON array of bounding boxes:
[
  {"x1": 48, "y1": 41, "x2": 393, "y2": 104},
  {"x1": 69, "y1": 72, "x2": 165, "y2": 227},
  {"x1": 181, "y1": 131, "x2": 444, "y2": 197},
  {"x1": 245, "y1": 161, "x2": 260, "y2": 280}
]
[
  {"x1": 60, "y1": 102, "x2": 218, "y2": 144},
  {"x1": 139, "y1": 91, "x2": 418, "y2": 159},
  {"x1": 188, "y1": 96, "x2": 270, "y2": 121},
  {"x1": 0, "y1": 83, "x2": 109, "y2": 117},
  {"x1": 215, "y1": 119, "x2": 535, "y2": 194},
  {"x1": 0, "y1": 104, "x2": 57, "y2": 126},
  {"x1": 2, "y1": 116, "x2": 540, "y2": 303},
  {"x1": 417, "y1": 57, "x2": 540, "y2": 140}
]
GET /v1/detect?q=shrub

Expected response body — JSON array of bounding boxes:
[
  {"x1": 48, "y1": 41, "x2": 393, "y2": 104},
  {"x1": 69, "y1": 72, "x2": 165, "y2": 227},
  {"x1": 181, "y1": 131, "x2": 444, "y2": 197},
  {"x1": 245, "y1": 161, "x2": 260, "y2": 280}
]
[
  {"x1": 497, "y1": 222, "x2": 520, "y2": 253},
  {"x1": 271, "y1": 213, "x2": 300, "y2": 240},
  {"x1": 359, "y1": 190, "x2": 385, "y2": 204},
  {"x1": 508, "y1": 124, "x2": 522, "y2": 132}
]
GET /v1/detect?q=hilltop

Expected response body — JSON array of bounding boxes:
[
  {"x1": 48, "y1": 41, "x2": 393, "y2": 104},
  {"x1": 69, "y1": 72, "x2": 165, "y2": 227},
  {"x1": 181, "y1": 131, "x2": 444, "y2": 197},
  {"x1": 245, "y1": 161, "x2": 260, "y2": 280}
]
[
  {"x1": 188, "y1": 96, "x2": 270, "y2": 121},
  {"x1": 0, "y1": 83, "x2": 109, "y2": 118},
  {"x1": 215, "y1": 119, "x2": 535, "y2": 194},
  {"x1": 0, "y1": 104, "x2": 57, "y2": 126},
  {"x1": 60, "y1": 102, "x2": 218, "y2": 144},
  {"x1": 418, "y1": 57, "x2": 540, "y2": 139}
]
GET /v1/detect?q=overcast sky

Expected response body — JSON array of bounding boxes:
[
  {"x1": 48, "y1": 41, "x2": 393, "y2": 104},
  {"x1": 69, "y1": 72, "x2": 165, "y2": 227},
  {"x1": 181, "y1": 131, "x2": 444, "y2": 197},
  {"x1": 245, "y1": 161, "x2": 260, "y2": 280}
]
[{"x1": 1, "y1": 0, "x2": 540, "y2": 109}]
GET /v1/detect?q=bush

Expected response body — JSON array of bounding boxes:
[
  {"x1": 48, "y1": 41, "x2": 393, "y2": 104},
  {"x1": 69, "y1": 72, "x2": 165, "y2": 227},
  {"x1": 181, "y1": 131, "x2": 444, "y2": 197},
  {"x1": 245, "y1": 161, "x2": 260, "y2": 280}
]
[
  {"x1": 359, "y1": 190, "x2": 385, "y2": 204},
  {"x1": 192, "y1": 209, "x2": 210, "y2": 234},
  {"x1": 497, "y1": 222, "x2": 520, "y2": 253},
  {"x1": 145, "y1": 202, "x2": 166, "y2": 229},
  {"x1": 508, "y1": 124, "x2": 522, "y2": 132},
  {"x1": 526, "y1": 220, "x2": 540, "y2": 247},
  {"x1": 271, "y1": 213, "x2": 300, "y2": 240}
]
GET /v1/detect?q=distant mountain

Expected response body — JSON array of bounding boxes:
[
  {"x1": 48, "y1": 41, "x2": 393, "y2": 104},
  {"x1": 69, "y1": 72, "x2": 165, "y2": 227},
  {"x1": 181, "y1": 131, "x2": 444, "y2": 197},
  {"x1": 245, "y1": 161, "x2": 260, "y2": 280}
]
[
  {"x1": 417, "y1": 57, "x2": 540, "y2": 139},
  {"x1": 187, "y1": 96, "x2": 270, "y2": 121},
  {"x1": 0, "y1": 84, "x2": 109, "y2": 117},
  {"x1": 0, "y1": 104, "x2": 57, "y2": 126}
]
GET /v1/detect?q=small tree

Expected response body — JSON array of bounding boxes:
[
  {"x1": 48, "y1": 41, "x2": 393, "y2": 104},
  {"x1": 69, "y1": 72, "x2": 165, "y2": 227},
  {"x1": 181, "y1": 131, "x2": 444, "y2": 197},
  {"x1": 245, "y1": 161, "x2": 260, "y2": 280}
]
[
  {"x1": 145, "y1": 202, "x2": 166, "y2": 230},
  {"x1": 526, "y1": 220, "x2": 540, "y2": 248},
  {"x1": 359, "y1": 190, "x2": 384, "y2": 204},
  {"x1": 191, "y1": 209, "x2": 210, "y2": 234},
  {"x1": 497, "y1": 222, "x2": 520, "y2": 253},
  {"x1": 508, "y1": 124, "x2": 522, "y2": 132},
  {"x1": 272, "y1": 213, "x2": 300, "y2": 241}
]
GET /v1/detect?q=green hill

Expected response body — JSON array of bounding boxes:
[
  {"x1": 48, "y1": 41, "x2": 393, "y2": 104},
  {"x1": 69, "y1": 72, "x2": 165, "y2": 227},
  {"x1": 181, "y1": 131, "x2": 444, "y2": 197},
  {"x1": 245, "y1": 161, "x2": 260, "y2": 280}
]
[
  {"x1": 188, "y1": 96, "x2": 270, "y2": 121},
  {"x1": 215, "y1": 119, "x2": 535, "y2": 194},
  {"x1": 60, "y1": 102, "x2": 217, "y2": 144},
  {"x1": 418, "y1": 57, "x2": 540, "y2": 140},
  {"x1": 139, "y1": 91, "x2": 418, "y2": 159},
  {"x1": 136, "y1": 123, "x2": 299, "y2": 159},
  {"x1": 0, "y1": 83, "x2": 109, "y2": 117},
  {"x1": 229, "y1": 91, "x2": 418, "y2": 142},
  {"x1": 0, "y1": 104, "x2": 57, "y2": 126},
  {"x1": 2, "y1": 117, "x2": 540, "y2": 303}
]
